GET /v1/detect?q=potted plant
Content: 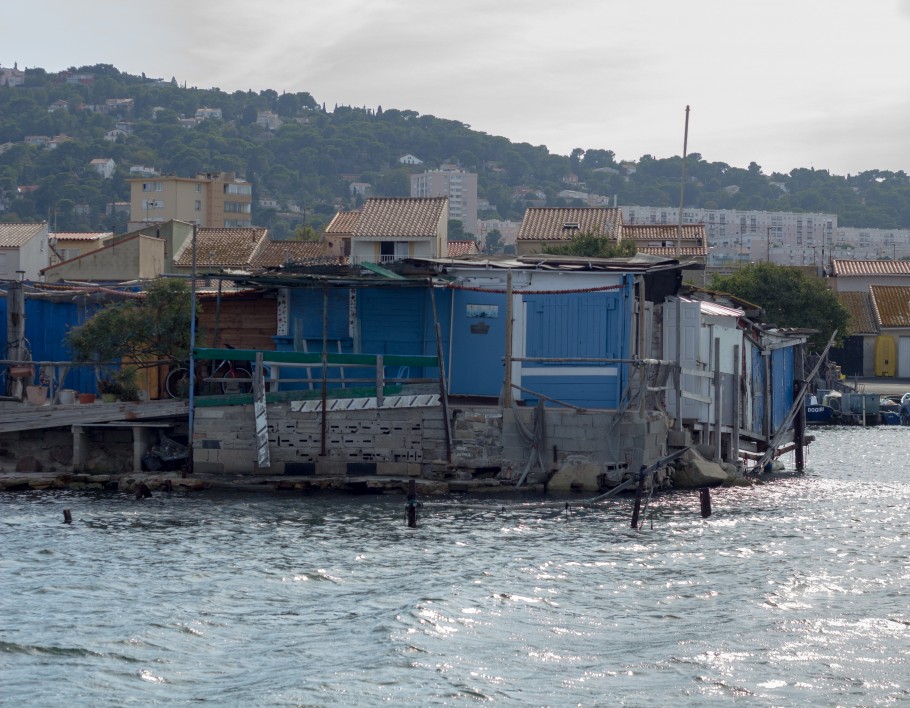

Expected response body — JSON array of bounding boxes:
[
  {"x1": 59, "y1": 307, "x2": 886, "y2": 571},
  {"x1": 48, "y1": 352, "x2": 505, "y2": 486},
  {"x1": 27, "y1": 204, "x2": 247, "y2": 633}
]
[{"x1": 97, "y1": 367, "x2": 140, "y2": 402}]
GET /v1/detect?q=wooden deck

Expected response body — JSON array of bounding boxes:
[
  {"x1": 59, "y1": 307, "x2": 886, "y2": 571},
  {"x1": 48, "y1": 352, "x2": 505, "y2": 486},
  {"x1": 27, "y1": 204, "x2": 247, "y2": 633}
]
[{"x1": 0, "y1": 398, "x2": 189, "y2": 434}]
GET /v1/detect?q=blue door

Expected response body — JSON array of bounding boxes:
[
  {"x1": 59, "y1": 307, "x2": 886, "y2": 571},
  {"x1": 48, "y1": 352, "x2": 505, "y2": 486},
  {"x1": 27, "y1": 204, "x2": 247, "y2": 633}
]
[{"x1": 448, "y1": 289, "x2": 507, "y2": 397}]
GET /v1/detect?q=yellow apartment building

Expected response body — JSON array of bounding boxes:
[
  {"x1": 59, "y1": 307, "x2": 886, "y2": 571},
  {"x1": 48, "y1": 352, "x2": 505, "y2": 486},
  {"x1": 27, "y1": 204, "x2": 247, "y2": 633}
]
[{"x1": 127, "y1": 172, "x2": 252, "y2": 230}]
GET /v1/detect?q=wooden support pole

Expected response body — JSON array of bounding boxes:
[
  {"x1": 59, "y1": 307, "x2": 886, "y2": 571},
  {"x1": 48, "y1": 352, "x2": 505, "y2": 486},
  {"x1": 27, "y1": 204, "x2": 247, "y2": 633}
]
[
  {"x1": 63, "y1": 509, "x2": 72, "y2": 524},
  {"x1": 320, "y1": 283, "x2": 328, "y2": 457},
  {"x1": 794, "y1": 345, "x2": 806, "y2": 472},
  {"x1": 406, "y1": 478, "x2": 417, "y2": 528},
  {"x1": 714, "y1": 337, "x2": 722, "y2": 462},
  {"x1": 732, "y1": 344, "x2": 741, "y2": 464},
  {"x1": 630, "y1": 468, "x2": 645, "y2": 529},
  {"x1": 504, "y1": 270, "x2": 513, "y2": 406},
  {"x1": 375, "y1": 354, "x2": 384, "y2": 408},
  {"x1": 700, "y1": 487, "x2": 712, "y2": 518}
]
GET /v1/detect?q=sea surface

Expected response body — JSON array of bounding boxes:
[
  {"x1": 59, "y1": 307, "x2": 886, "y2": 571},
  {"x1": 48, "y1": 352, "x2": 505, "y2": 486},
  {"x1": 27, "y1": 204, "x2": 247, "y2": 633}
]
[{"x1": 2, "y1": 426, "x2": 909, "y2": 706}]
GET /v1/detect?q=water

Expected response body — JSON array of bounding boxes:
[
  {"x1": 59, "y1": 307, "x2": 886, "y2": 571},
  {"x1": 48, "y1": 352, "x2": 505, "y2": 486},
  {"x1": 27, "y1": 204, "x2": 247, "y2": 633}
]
[{"x1": 2, "y1": 427, "x2": 910, "y2": 706}]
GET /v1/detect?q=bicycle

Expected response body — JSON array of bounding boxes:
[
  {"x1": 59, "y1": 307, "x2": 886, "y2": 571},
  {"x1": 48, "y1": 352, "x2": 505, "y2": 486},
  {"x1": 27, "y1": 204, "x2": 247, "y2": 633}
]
[{"x1": 164, "y1": 354, "x2": 253, "y2": 398}]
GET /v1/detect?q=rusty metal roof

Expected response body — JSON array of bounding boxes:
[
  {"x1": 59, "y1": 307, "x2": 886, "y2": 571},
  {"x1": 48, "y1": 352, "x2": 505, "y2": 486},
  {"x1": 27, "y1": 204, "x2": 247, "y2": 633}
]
[
  {"x1": 0, "y1": 222, "x2": 46, "y2": 247},
  {"x1": 870, "y1": 285, "x2": 910, "y2": 327},
  {"x1": 831, "y1": 259, "x2": 910, "y2": 277},
  {"x1": 517, "y1": 207, "x2": 622, "y2": 242},
  {"x1": 836, "y1": 290, "x2": 877, "y2": 334}
]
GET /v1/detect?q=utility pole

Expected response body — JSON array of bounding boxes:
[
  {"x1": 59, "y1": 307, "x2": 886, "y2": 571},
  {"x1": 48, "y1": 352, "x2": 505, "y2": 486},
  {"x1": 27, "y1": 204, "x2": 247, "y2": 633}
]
[{"x1": 676, "y1": 105, "x2": 690, "y2": 258}]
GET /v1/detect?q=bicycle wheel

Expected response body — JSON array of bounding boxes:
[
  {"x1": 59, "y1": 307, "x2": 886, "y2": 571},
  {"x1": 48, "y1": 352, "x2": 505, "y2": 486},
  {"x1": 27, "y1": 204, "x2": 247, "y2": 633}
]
[
  {"x1": 221, "y1": 366, "x2": 253, "y2": 395},
  {"x1": 164, "y1": 367, "x2": 191, "y2": 398}
]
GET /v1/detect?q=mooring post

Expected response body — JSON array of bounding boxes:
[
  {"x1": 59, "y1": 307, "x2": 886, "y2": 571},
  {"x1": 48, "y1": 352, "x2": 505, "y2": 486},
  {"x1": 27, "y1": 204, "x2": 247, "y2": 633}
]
[
  {"x1": 700, "y1": 487, "x2": 712, "y2": 518},
  {"x1": 630, "y1": 467, "x2": 645, "y2": 529},
  {"x1": 63, "y1": 509, "x2": 72, "y2": 524},
  {"x1": 406, "y1": 478, "x2": 418, "y2": 528}
]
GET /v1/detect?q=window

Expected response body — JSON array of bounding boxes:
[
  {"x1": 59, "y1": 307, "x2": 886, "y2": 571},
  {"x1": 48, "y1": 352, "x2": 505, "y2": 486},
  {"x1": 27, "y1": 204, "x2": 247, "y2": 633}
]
[
  {"x1": 142, "y1": 199, "x2": 163, "y2": 210},
  {"x1": 224, "y1": 201, "x2": 251, "y2": 213},
  {"x1": 195, "y1": 183, "x2": 202, "y2": 192},
  {"x1": 224, "y1": 183, "x2": 252, "y2": 195},
  {"x1": 142, "y1": 182, "x2": 163, "y2": 192},
  {"x1": 195, "y1": 200, "x2": 201, "y2": 211}
]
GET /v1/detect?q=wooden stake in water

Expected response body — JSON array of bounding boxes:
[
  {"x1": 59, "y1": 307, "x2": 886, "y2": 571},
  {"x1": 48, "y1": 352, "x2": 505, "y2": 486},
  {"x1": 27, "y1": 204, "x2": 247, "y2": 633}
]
[
  {"x1": 406, "y1": 479, "x2": 417, "y2": 528},
  {"x1": 63, "y1": 509, "x2": 72, "y2": 524},
  {"x1": 700, "y1": 487, "x2": 712, "y2": 518}
]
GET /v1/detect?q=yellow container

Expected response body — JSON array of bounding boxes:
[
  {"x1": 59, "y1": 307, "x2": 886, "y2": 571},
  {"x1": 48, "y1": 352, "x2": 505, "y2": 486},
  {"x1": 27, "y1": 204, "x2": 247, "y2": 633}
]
[{"x1": 874, "y1": 335, "x2": 897, "y2": 377}]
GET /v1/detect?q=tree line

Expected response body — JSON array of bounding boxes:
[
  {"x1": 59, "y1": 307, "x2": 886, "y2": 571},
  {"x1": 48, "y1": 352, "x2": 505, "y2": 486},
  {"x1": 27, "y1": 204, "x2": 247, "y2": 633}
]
[{"x1": 2, "y1": 64, "x2": 910, "y2": 237}]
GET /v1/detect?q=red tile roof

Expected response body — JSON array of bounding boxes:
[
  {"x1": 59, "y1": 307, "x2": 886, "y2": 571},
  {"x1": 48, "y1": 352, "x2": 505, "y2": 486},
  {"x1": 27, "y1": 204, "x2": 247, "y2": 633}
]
[
  {"x1": 446, "y1": 240, "x2": 481, "y2": 257},
  {"x1": 517, "y1": 207, "x2": 622, "y2": 242},
  {"x1": 351, "y1": 198, "x2": 447, "y2": 238},
  {"x1": 622, "y1": 224, "x2": 708, "y2": 257},
  {"x1": 870, "y1": 285, "x2": 910, "y2": 327},
  {"x1": 836, "y1": 291, "x2": 877, "y2": 334},
  {"x1": 52, "y1": 231, "x2": 110, "y2": 242},
  {"x1": 0, "y1": 222, "x2": 46, "y2": 247},
  {"x1": 831, "y1": 259, "x2": 910, "y2": 277},
  {"x1": 173, "y1": 227, "x2": 268, "y2": 268},
  {"x1": 252, "y1": 239, "x2": 335, "y2": 267},
  {"x1": 324, "y1": 209, "x2": 361, "y2": 235}
]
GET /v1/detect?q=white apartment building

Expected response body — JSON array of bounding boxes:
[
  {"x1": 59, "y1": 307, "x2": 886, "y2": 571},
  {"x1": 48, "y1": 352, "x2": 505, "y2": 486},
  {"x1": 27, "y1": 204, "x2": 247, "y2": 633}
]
[
  {"x1": 622, "y1": 206, "x2": 840, "y2": 269},
  {"x1": 411, "y1": 168, "x2": 478, "y2": 237}
]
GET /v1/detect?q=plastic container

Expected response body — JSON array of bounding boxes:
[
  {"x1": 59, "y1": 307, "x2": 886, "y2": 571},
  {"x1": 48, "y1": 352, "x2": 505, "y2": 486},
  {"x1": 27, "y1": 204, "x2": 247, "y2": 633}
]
[{"x1": 59, "y1": 389, "x2": 76, "y2": 405}]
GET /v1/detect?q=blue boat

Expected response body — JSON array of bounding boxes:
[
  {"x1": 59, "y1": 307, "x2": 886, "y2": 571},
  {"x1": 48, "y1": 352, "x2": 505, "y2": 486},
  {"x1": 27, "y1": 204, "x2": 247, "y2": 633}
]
[{"x1": 805, "y1": 393, "x2": 840, "y2": 425}]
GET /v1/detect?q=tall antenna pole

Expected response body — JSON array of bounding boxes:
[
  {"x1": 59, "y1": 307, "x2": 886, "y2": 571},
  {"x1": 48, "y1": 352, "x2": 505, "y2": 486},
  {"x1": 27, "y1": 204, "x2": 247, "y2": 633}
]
[{"x1": 676, "y1": 105, "x2": 690, "y2": 257}]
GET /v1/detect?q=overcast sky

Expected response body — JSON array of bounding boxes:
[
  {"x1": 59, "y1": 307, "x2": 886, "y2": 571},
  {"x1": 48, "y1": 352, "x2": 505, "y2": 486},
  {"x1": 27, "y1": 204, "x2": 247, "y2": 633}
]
[{"x1": 5, "y1": 1, "x2": 910, "y2": 176}]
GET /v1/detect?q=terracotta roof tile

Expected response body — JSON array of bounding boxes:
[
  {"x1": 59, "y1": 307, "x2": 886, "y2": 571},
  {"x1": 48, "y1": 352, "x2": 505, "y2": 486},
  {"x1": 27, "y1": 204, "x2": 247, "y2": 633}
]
[
  {"x1": 836, "y1": 291, "x2": 877, "y2": 334},
  {"x1": 0, "y1": 222, "x2": 46, "y2": 247},
  {"x1": 252, "y1": 239, "x2": 334, "y2": 267},
  {"x1": 446, "y1": 240, "x2": 481, "y2": 257},
  {"x1": 351, "y1": 197, "x2": 447, "y2": 238},
  {"x1": 324, "y1": 209, "x2": 361, "y2": 235},
  {"x1": 870, "y1": 285, "x2": 910, "y2": 327},
  {"x1": 52, "y1": 231, "x2": 110, "y2": 242},
  {"x1": 622, "y1": 224, "x2": 708, "y2": 256},
  {"x1": 831, "y1": 259, "x2": 910, "y2": 277},
  {"x1": 517, "y1": 207, "x2": 622, "y2": 242},
  {"x1": 173, "y1": 227, "x2": 268, "y2": 268}
]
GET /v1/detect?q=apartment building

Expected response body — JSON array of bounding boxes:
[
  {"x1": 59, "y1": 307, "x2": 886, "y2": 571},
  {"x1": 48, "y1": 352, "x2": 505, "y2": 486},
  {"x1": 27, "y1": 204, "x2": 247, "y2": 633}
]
[
  {"x1": 127, "y1": 172, "x2": 252, "y2": 230},
  {"x1": 411, "y1": 167, "x2": 478, "y2": 237},
  {"x1": 622, "y1": 205, "x2": 838, "y2": 270}
]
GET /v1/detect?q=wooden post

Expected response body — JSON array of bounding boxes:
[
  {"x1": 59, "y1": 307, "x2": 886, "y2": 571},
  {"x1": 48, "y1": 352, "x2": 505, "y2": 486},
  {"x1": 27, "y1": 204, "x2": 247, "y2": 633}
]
[
  {"x1": 428, "y1": 282, "x2": 453, "y2": 465},
  {"x1": 794, "y1": 345, "x2": 805, "y2": 472},
  {"x1": 700, "y1": 487, "x2": 712, "y2": 518},
  {"x1": 406, "y1": 478, "x2": 417, "y2": 528},
  {"x1": 674, "y1": 297, "x2": 683, "y2": 431},
  {"x1": 714, "y1": 337, "x2": 722, "y2": 462},
  {"x1": 630, "y1": 467, "x2": 645, "y2": 529},
  {"x1": 732, "y1": 344, "x2": 741, "y2": 464},
  {"x1": 375, "y1": 354, "x2": 384, "y2": 407},
  {"x1": 504, "y1": 270, "x2": 513, "y2": 406},
  {"x1": 63, "y1": 509, "x2": 72, "y2": 524},
  {"x1": 320, "y1": 283, "x2": 328, "y2": 457}
]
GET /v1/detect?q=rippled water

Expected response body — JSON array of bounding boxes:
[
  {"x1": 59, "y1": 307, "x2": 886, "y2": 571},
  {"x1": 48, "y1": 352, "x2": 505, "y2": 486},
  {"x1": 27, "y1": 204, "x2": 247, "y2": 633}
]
[{"x1": 3, "y1": 427, "x2": 910, "y2": 705}]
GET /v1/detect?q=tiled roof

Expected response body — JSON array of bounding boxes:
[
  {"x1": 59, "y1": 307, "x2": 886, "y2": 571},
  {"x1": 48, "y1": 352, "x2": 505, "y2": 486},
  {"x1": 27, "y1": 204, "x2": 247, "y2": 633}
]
[
  {"x1": 831, "y1": 259, "x2": 910, "y2": 277},
  {"x1": 836, "y1": 291, "x2": 877, "y2": 334},
  {"x1": 622, "y1": 224, "x2": 708, "y2": 257},
  {"x1": 351, "y1": 198, "x2": 447, "y2": 238},
  {"x1": 173, "y1": 227, "x2": 268, "y2": 268},
  {"x1": 870, "y1": 285, "x2": 910, "y2": 327},
  {"x1": 0, "y1": 222, "x2": 46, "y2": 247},
  {"x1": 324, "y1": 209, "x2": 361, "y2": 235},
  {"x1": 52, "y1": 231, "x2": 110, "y2": 241},
  {"x1": 446, "y1": 240, "x2": 481, "y2": 257},
  {"x1": 252, "y1": 239, "x2": 333, "y2": 267},
  {"x1": 517, "y1": 208, "x2": 622, "y2": 242}
]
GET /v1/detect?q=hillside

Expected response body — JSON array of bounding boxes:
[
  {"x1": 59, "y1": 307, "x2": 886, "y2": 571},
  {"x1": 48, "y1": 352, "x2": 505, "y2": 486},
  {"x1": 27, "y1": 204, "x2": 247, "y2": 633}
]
[{"x1": 2, "y1": 63, "x2": 910, "y2": 236}]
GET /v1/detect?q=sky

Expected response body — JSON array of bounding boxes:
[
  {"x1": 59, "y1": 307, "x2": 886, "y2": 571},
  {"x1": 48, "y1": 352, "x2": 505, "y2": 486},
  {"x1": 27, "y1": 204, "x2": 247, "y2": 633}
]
[{"x1": 4, "y1": 0, "x2": 910, "y2": 177}]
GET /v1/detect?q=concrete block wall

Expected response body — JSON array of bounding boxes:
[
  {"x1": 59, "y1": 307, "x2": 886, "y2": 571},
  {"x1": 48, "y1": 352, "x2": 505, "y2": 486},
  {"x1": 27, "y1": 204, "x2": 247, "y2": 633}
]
[{"x1": 192, "y1": 402, "x2": 450, "y2": 477}]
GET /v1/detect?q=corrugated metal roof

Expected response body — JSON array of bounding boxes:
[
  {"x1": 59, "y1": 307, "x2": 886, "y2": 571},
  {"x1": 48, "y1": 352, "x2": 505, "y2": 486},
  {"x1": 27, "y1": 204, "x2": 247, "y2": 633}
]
[
  {"x1": 836, "y1": 291, "x2": 877, "y2": 334},
  {"x1": 681, "y1": 296, "x2": 744, "y2": 318},
  {"x1": 832, "y1": 259, "x2": 910, "y2": 276},
  {"x1": 870, "y1": 285, "x2": 910, "y2": 327},
  {"x1": 173, "y1": 227, "x2": 268, "y2": 268},
  {"x1": 351, "y1": 197, "x2": 447, "y2": 238},
  {"x1": 0, "y1": 222, "x2": 46, "y2": 247},
  {"x1": 518, "y1": 207, "x2": 622, "y2": 242}
]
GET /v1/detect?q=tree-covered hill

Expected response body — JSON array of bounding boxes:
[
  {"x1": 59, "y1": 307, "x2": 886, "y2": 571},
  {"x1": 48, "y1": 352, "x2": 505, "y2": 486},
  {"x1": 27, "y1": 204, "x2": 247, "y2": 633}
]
[{"x1": 2, "y1": 63, "x2": 910, "y2": 236}]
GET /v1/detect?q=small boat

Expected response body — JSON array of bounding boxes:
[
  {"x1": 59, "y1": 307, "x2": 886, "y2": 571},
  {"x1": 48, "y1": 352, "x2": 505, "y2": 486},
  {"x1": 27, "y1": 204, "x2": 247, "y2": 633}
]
[{"x1": 806, "y1": 393, "x2": 840, "y2": 424}]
